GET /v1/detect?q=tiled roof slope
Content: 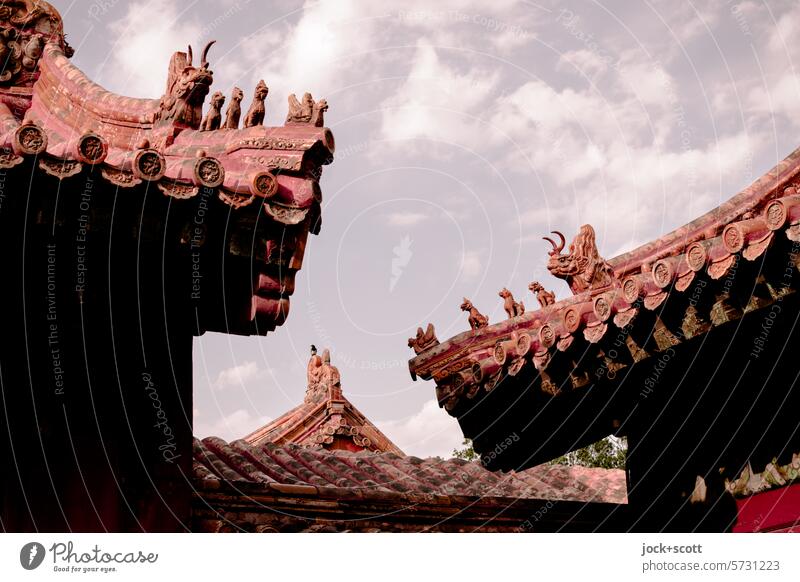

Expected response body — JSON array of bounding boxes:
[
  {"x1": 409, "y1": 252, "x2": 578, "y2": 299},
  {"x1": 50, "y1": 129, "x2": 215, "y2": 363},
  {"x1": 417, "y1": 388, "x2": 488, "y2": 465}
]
[{"x1": 194, "y1": 437, "x2": 627, "y2": 504}]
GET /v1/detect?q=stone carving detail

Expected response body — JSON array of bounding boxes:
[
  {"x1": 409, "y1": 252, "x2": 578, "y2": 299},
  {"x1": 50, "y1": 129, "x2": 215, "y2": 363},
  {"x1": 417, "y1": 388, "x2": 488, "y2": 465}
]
[
  {"x1": 38, "y1": 158, "x2": 81, "y2": 179},
  {"x1": 15, "y1": 123, "x2": 46, "y2": 154},
  {"x1": 306, "y1": 345, "x2": 324, "y2": 387},
  {"x1": 101, "y1": 167, "x2": 140, "y2": 188},
  {"x1": 157, "y1": 180, "x2": 197, "y2": 200},
  {"x1": 653, "y1": 261, "x2": 672, "y2": 287},
  {"x1": 218, "y1": 189, "x2": 255, "y2": 209},
  {"x1": 286, "y1": 92, "x2": 328, "y2": 127},
  {"x1": 544, "y1": 225, "x2": 615, "y2": 294},
  {"x1": 200, "y1": 91, "x2": 225, "y2": 131},
  {"x1": 538, "y1": 324, "x2": 555, "y2": 348},
  {"x1": 460, "y1": 298, "x2": 488, "y2": 330},
  {"x1": 154, "y1": 41, "x2": 216, "y2": 129},
  {"x1": 244, "y1": 80, "x2": 268, "y2": 128},
  {"x1": 135, "y1": 150, "x2": 165, "y2": 180},
  {"x1": 0, "y1": 1, "x2": 72, "y2": 82},
  {"x1": 194, "y1": 157, "x2": 224, "y2": 188},
  {"x1": 305, "y1": 346, "x2": 343, "y2": 403},
  {"x1": 593, "y1": 295, "x2": 611, "y2": 321},
  {"x1": 0, "y1": 30, "x2": 43, "y2": 83},
  {"x1": 228, "y1": 136, "x2": 316, "y2": 152},
  {"x1": 408, "y1": 323, "x2": 439, "y2": 354},
  {"x1": 77, "y1": 133, "x2": 106, "y2": 164},
  {"x1": 528, "y1": 281, "x2": 556, "y2": 308},
  {"x1": 253, "y1": 171, "x2": 278, "y2": 198},
  {"x1": 223, "y1": 87, "x2": 243, "y2": 129},
  {"x1": 499, "y1": 288, "x2": 524, "y2": 318},
  {"x1": 0, "y1": 148, "x2": 22, "y2": 169}
]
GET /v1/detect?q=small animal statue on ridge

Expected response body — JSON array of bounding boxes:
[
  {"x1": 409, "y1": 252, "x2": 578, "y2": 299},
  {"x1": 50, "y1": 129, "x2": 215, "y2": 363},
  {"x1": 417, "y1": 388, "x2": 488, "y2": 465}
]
[
  {"x1": 544, "y1": 224, "x2": 615, "y2": 294},
  {"x1": 499, "y1": 288, "x2": 524, "y2": 318},
  {"x1": 286, "y1": 92, "x2": 328, "y2": 127},
  {"x1": 408, "y1": 323, "x2": 439, "y2": 354},
  {"x1": 200, "y1": 91, "x2": 225, "y2": 131},
  {"x1": 244, "y1": 80, "x2": 268, "y2": 128},
  {"x1": 529, "y1": 281, "x2": 556, "y2": 308},
  {"x1": 460, "y1": 298, "x2": 489, "y2": 330},
  {"x1": 223, "y1": 86, "x2": 243, "y2": 129}
]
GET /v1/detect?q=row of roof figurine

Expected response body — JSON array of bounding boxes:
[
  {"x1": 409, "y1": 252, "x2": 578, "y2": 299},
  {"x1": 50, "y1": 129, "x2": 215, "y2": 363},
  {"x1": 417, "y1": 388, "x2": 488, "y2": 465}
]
[
  {"x1": 198, "y1": 78, "x2": 328, "y2": 131},
  {"x1": 407, "y1": 282, "x2": 556, "y2": 356},
  {"x1": 408, "y1": 224, "x2": 615, "y2": 355}
]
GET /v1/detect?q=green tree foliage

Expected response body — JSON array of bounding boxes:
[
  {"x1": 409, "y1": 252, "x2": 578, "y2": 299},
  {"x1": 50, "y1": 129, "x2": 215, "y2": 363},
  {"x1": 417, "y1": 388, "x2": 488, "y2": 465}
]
[
  {"x1": 451, "y1": 438, "x2": 478, "y2": 461},
  {"x1": 452, "y1": 436, "x2": 626, "y2": 469},
  {"x1": 550, "y1": 436, "x2": 627, "y2": 469}
]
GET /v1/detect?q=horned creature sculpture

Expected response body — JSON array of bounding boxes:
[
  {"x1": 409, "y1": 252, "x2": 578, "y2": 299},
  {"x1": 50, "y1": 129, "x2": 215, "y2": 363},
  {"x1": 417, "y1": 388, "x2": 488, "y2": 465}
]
[
  {"x1": 155, "y1": 40, "x2": 216, "y2": 130},
  {"x1": 544, "y1": 224, "x2": 615, "y2": 294},
  {"x1": 200, "y1": 91, "x2": 225, "y2": 131},
  {"x1": 529, "y1": 281, "x2": 556, "y2": 308},
  {"x1": 499, "y1": 288, "x2": 524, "y2": 318},
  {"x1": 244, "y1": 80, "x2": 268, "y2": 128},
  {"x1": 460, "y1": 298, "x2": 489, "y2": 330},
  {"x1": 224, "y1": 86, "x2": 243, "y2": 129}
]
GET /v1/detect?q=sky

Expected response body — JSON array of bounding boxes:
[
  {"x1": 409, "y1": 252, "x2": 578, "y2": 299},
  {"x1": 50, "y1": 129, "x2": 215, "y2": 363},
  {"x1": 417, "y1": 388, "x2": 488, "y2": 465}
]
[{"x1": 49, "y1": 0, "x2": 800, "y2": 457}]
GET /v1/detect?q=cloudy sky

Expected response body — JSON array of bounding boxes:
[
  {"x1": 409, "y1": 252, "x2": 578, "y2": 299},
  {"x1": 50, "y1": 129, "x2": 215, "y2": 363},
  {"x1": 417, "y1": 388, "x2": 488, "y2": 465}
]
[{"x1": 51, "y1": 0, "x2": 800, "y2": 457}]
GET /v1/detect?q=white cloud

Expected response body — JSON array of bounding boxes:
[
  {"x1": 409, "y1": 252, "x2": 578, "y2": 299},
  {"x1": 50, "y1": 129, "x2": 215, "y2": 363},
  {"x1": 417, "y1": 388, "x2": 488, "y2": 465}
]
[
  {"x1": 386, "y1": 211, "x2": 429, "y2": 226},
  {"x1": 104, "y1": 0, "x2": 203, "y2": 98},
  {"x1": 376, "y1": 399, "x2": 465, "y2": 458},
  {"x1": 460, "y1": 250, "x2": 482, "y2": 279},
  {"x1": 379, "y1": 42, "x2": 498, "y2": 145},
  {"x1": 213, "y1": 361, "x2": 267, "y2": 391},
  {"x1": 194, "y1": 408, "x2": 272, "y2": 442}
]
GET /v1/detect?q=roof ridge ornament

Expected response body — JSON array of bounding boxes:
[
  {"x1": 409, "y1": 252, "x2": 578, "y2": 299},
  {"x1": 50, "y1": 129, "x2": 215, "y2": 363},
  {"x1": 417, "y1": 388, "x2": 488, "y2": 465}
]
[
  {"x1": 286, "y1": 92, "x2": 328, "y2": 127},
  {"x1": 154, "y1": 40, "x2": 216, "y2": 132},
  {"x1": 544, "y1": 224, "x2": 616, "y2": 294},
  {"x1": 0, "y1": 0, "x2": 72, "y2": 88},
  {"x1": 460, "y1": 298, "x2": 489, "y2": 330},
  {"x1": 408, "y1": 323, "x2": 438, "y2": 355},
  {"x1": 243, "y1": 80, "x2": 268, "y2": 128},
  {"x1": 306, "y1": 345, "x2": 343, "y2": 403}
]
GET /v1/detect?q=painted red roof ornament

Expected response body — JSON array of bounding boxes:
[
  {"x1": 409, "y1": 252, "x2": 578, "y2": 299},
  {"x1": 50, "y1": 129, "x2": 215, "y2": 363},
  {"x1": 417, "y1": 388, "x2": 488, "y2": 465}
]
[
  {"x1": 244, "y1": 80, "x2": 268, "y2": 128},
  {"x1": 544, "y1": 225, "x2": 616, "y2": 294},
  {"x1": 200, "y1": 90, "x2": 225, "y2": 131},
  {"x1": 529, "y1": 281, "x2": 556, "y2": 308},
  {"x1": 460, "y1": 297, "x2": 489, "y2": 329},
  {"x1": 223, "y1": 86, "x2": 243, "y2": 129},
  {"x1": 154, "y1": 40, "x2": 216, "y2": 131},
  {"x1": 286, "y1": 92, "x2": 328, "y2": 127},
  {"x1": 499, "y1": 287, "x2": 525, "y2": 319},
  {"x1": 408, "y1": 323, "x2": 439, "y2": 355},
  {"x1": 0, "y1": 0, "x2": 72, "y2": 89},
  {"x1": 244, "y1": 346, "x2": 403, "y2": 454}
]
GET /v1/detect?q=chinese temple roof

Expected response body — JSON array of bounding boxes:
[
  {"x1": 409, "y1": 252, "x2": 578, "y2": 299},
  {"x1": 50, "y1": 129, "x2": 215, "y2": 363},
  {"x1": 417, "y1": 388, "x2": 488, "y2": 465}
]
[
  {"x1": 408, "y1": 140, "x2": 800, "y2": 472},
  {"x1": 1, "y1": 4, "x2": 333, "y2": 206},
  {"x1": 192, "y1": 436, "x2": 627, "y2": 532},
  {"x1": 0, "y1": 1, "x2": 334, "y2": 336},
  {"x1": 195, "y1": 437, "x2": 626, "y2": 503},
  {"x1": 243, "y1": 348, "x2": 403, "y2": 454}
]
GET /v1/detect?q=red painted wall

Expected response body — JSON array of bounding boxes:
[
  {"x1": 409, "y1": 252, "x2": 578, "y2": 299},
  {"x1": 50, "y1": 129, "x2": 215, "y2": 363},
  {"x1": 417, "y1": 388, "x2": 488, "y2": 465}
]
[{"x1": 734, "y1": 483, "x2": 800, "y2": 532}]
